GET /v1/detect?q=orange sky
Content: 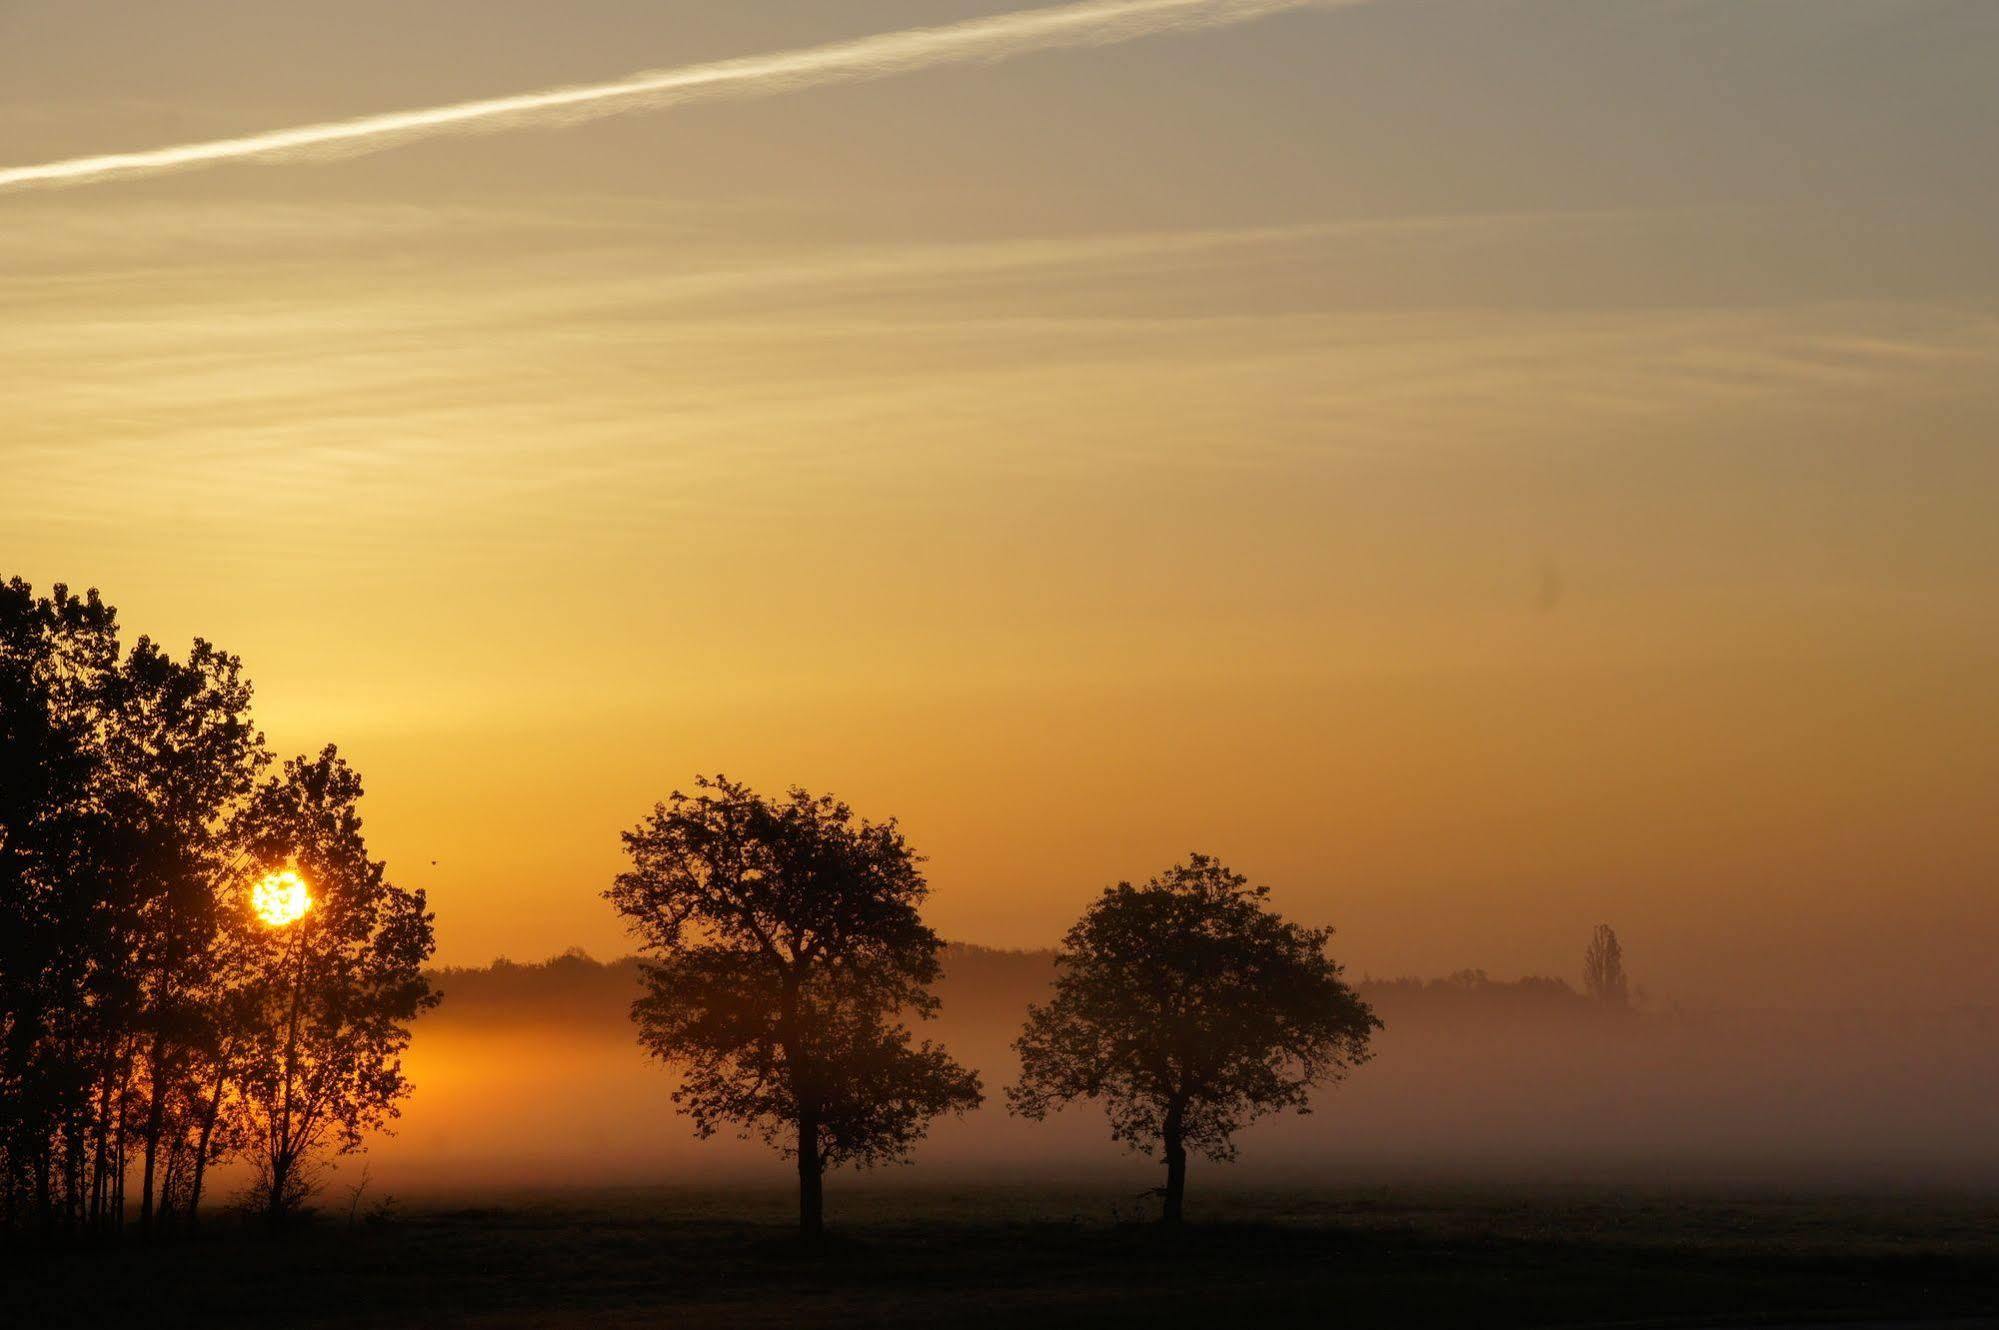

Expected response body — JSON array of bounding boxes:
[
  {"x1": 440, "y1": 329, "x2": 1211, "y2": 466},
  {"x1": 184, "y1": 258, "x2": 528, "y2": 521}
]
[{"x1": 4, "y1": 1, "x2": 1996, "y2": 1006}]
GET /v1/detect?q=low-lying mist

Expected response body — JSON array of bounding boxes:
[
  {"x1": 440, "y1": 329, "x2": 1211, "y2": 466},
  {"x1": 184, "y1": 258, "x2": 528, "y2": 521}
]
[{"x1": 328, "y1": 947, "x2": 1998, "y2": 1201}]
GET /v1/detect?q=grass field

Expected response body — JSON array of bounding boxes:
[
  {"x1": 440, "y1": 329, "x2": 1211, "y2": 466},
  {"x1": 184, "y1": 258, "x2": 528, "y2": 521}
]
[{"x1": 15, "y1": 1184, "x2": 1999, "y2": 1329}]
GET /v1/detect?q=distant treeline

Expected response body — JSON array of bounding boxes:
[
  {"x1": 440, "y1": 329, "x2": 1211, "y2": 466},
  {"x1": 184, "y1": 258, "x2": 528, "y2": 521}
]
[
  {"x1": 1358, "y1": 970, "x2": 1603, "y2": 1012},
  {"x1": 425, "y1": 948, "x2": 1608, "y2": 1027}
]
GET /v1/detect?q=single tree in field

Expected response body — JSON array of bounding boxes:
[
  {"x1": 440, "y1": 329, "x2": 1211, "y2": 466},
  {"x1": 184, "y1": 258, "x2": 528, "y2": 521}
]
[
  {"x1": 606, "y1": 776, "x2": 982, "y2": 1241},
  {"x1": 1008, "y1": 855, "x2": 1380, "y2": 1223},
  {"x1": 1582, "y1": 924, "x2": 1629, "y2": 1007},
  {"x1": 231, "y1": 747, "x2": 438, "y2": 1227}
]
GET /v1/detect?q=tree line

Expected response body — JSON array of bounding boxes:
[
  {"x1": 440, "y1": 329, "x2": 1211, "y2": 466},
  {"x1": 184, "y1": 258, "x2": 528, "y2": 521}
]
[{"x1": 0, "y1": 579, "x2": 437, "y2": 1237}]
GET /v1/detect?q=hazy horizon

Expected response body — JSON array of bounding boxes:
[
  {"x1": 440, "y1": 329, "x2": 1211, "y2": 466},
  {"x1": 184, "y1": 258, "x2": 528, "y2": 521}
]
[
  {"x1": 278, "y1": 946, "x2": 1999, "y2": 1199},
  {"x1": 428, "y1": 939, "x2": 1999, "y2": 1016}
]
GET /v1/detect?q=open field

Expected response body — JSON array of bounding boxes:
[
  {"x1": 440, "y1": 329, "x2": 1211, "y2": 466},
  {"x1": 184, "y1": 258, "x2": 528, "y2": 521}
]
[{"x1": 15, "y1": 1184, "x2": 1998, "y2": 1329}]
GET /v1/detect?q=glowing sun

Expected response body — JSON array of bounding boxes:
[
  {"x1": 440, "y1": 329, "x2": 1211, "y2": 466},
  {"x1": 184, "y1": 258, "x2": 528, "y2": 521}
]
[{"x1": 252, "y1": 870, "x2": 311, "y2": 927}]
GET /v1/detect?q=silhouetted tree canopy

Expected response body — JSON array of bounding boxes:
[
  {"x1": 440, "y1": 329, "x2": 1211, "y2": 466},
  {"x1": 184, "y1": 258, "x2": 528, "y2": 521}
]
[
  {"x1": 0, "y1": 577, "x2": 435, "y2": 1237},
  {"x1": 0, "y1": 580, "x2": 123, "y2": 1233},
  {"x1": 607, "y1": 775, "x2": 981, "y2": 1239},
  {"x1": 106, "y1": 633, "x2": 266, "y2": 1231},
  {"x1": 1008, "y1": 854, "x2": 1379, "y2": 1222},
  {"x1": 231, "y1": 749, "x2": 438, "y2": 1224}
]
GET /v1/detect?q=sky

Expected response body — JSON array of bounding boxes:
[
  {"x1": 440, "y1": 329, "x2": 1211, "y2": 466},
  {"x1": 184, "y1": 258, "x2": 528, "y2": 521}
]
[{"x1": 4, "y1": 0, "x2": 1996, "y2": 1007}]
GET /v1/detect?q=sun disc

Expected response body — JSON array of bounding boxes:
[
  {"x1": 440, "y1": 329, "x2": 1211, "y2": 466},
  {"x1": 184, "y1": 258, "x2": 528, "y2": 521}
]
[{"x1": 252, "y1": 870, "x2": 311, "y2": 927}]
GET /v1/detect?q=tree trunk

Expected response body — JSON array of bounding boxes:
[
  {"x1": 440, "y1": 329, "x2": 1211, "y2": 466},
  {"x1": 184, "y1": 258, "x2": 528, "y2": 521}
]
[
  {"x1": 89, "y1": 1060, "x2": 115, "y2": 1231},
  {"x1": 66, "y1": 1128, "x2": 88, "y2": 1233},
  {"x1": 268, "y1": 1153, "x2": 289, "y2": 1229},
  {"x1": 34, "y1": 1148, "x2": 52, "y2": 1237},
  {"x1": 185, "y1": 1058, "x2": 229, "y2": 1230},
  {"x1": 1161, "y1": 1104, "x2": 1187, "y2": 1225},
  {"x1": 137, "y1": 1049, "x2": 164, "y2": 1233},
  {"x1": 797, "y1": 1108, "x2": 824, "y2": 1242},
  {"x1": 185, "y1": 1157, "x2": 208, "y2": 1229},
  {"x1": 269, "y1": 925, "x2": 309, "y2": 1230},
  {"x1": 140, "y1": 925, "x2": 180, "y2": 1234},
  {"x1": 112, "y1": 1046, "x2": 134, "y2": 1233},
  {"x1": 112, "y1": 1132, "x2": 124, "y2": 1232}
]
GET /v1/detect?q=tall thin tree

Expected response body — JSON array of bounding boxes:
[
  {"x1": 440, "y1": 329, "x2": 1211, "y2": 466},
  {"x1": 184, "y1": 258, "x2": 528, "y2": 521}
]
[{"x1": 1582, "y1": 924, "x2": 1629, "y2": 1008}]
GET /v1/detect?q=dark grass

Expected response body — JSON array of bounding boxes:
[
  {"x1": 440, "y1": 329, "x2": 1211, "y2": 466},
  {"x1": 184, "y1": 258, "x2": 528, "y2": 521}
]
[{"x1": 10, "y1": 1184, "x2": 1998, "y2": 1329}]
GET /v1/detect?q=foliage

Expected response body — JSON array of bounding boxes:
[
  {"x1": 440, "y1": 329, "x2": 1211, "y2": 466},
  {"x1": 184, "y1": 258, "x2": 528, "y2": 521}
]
[
  {"x1": 231, "y1": 749, "x2": 438, "y2": 1223},
  {"x1": 1008, "y1": 854, "x2": 1379, "y2": 1220},
  {"x1": 0, "y1": 579, "x2": 122, "y2": 1232},
  {"x1": 607, "y1": 775, "x2": 981, "y2": 1236},
  {"x1": 0, "y1": 576, "x2": 435, "y2": 1236}
]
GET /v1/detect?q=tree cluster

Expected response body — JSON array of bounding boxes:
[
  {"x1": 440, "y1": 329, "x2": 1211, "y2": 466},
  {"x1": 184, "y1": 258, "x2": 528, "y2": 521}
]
[
  {"x1": 609, "y1": 782, "x2": 1380, "y2": 1231},
  {"x1": 0, "y1": 579, "x2": 437, "y2": 1237}
]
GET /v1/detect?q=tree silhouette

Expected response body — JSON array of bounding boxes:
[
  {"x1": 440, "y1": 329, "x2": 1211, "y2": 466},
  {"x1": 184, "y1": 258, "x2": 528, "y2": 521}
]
[
  {"x1": 606, "y1": 776, "x2": 981, "y2": 1240},
  {"x1": 0, "y1": 579, "x2": 123, "y2": 1233},
  {"x1": 1582, "y1": 924, "x2": 1629, "y2": 1008},
  {"x1": 102, "y1": 635, "x2": 265, "y2": 1233},
  {"x1": 231, "y1": 748, "x2": 439, "y2": 1227},
  {"x1": 1008, "y1": 855, "x2": 1379, "y2": 1222},
  {"x1": 1, "y1": 579, "x2": 437, "y2": 1236}
]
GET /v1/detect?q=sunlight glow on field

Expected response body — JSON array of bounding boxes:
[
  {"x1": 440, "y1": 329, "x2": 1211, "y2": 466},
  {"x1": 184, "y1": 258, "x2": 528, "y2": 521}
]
[{"x1": 253, "y1": 870, "x2": 312, "y2": 928}]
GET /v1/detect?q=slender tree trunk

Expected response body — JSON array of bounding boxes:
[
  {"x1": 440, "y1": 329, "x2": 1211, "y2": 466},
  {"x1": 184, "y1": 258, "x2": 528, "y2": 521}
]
[
  {"x1": 4, "y1": 998, "x2": 43, "y2": 1222},
  {"x1": 185, "y1": 1057, "x2": 229, "y2": 1229},
  {"x1": 140, "y1": 927, "x2": 180, "y2": 1235},
  {"x1": 267, "y1": 1152, "x2": 289, "y2": 1228},
  {"x1": 112, "y1": 1041, "x2": 135, "y2": 1232},
  {"x1": 88, "y1": 1061, "x2": 115, "y2": 1231},
  {"x1": 776, "y1": 965, "x2": 825, "y2": 1244},
  {"x1": 66, "y1": 1124, "x2": 87, "y2": 1234},
  {"x1": 796, "y1": 1107, "x2": 824, "y2": 1242},
  {"x1": 269, "y1": 924, "x2": 308, "y2": 1229},
  {"x1": 34, "y1": 1147, "x2": 52, "y2": 1237},
  {"x1": 137, "y1": 1039, "x2": 166, "y2": 1233},
  {"x1": 1161, "y1": 1103, "x2": 1187, "y2": 1225},
  {"x1": 186, "y1": 1160, "x2": 208, "y2": 1228},
  {"x1": 111, "y1": 1130, "x2": 124, "y2": 1231}
]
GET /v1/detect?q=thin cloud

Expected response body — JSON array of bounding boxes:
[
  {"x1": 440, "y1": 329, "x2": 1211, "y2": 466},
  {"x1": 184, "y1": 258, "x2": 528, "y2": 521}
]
[{"x1": 0, "y1": 0, "x2": 1351, "y2": 192}]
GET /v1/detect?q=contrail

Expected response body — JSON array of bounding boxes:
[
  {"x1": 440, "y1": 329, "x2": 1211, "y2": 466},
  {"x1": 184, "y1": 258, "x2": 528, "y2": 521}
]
[{"x1": 0, "y1": 0, "x2": 1354, "y2": 194}]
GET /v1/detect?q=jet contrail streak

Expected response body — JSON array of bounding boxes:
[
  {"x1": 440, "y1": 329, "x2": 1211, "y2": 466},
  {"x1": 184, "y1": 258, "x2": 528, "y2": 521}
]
[{"x1": 0, "y1": 0, "x2": 1355, "y2": 194}]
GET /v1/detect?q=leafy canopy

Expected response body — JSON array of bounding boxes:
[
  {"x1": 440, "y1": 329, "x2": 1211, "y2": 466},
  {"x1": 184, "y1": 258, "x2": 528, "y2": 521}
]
[
  {"x1": 230, "y1": 747, "x2": 439, "y2": 1214},
  {"x1": 607, "y1": 776, "x2": 980, "y2": 1170},
  {"x1": 1009, "y1": 854, "x2": 1380, "y2": 1162}
]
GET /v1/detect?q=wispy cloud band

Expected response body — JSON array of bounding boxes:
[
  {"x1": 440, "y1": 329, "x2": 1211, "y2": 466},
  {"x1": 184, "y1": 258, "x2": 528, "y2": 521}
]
[{"x1": 0, "y1": 0, "x2": 1349, "y2": 193}]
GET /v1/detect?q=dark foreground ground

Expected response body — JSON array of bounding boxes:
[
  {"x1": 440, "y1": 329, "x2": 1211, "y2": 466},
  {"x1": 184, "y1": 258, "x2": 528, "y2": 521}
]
[{"x1": 10, "y1": 1184, "x2": 1998, "y2": 1329}]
